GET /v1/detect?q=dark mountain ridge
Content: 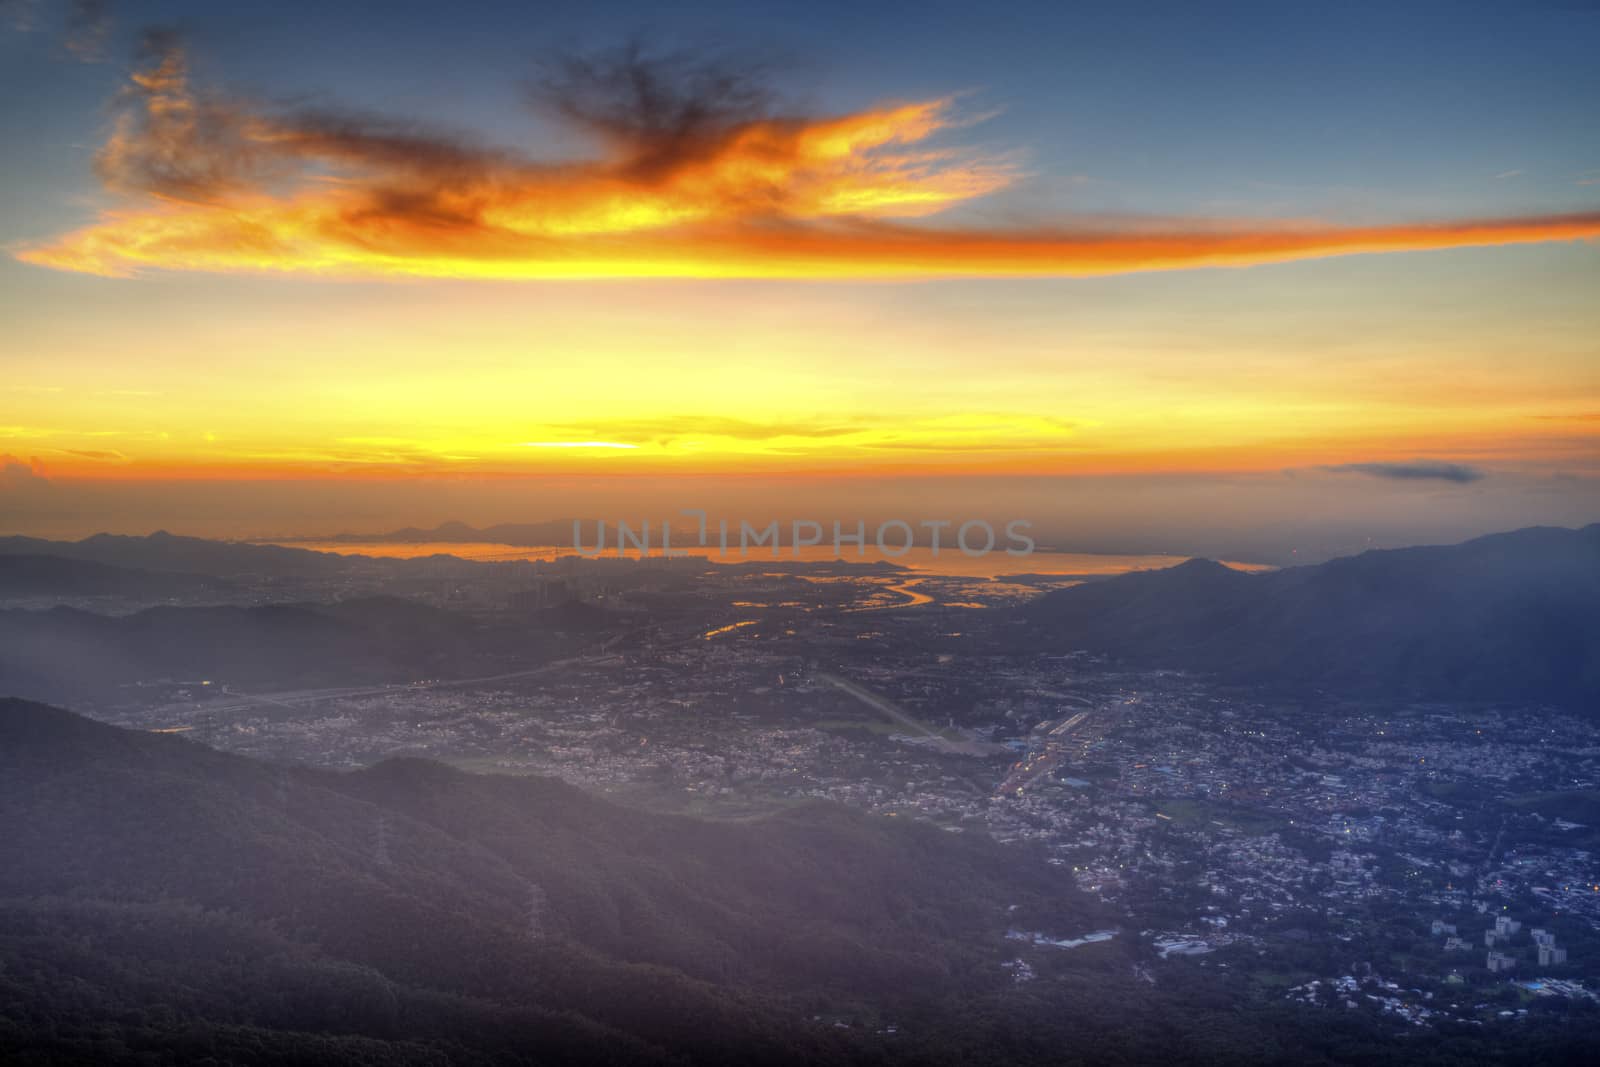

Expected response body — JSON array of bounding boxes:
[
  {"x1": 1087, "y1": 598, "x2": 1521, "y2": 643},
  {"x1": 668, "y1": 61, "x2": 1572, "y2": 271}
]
[
  {"x1": 0, "y1": 531, "x2": 347, "y2": 579},
  {"x1": 0, "y1": 698, "x2": 1115, "y2": 1065},
  {"x1": 5, "y1": 700, "x2": 1600, "y2": 1063},
  {"x1": 0, "y1": 553, "x2": 236, "y2": 599},
  {"x1": 319, "y1": 519, "x2": 584, "y2": 546},
  {"x1": 1018, "y1": 523, "x2": 1600, "y2": 707},
  {"x1": 0, "y1": 596, "x2": 539, "y2": 701}
]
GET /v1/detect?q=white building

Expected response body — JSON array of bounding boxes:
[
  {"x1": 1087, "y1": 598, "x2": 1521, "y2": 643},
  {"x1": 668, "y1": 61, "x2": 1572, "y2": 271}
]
[{"x1": 1538, "y1": 944, "x2": 1568, "y2": 967}]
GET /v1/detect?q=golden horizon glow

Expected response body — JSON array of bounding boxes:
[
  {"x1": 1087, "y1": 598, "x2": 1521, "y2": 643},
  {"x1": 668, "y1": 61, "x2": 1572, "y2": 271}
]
[
  {"x1": 4, "y1": 38, "x2": 1597, "y2": 497},
  {"x1": 10, "y1": 406, "x2": 1598, "y2": 481}
]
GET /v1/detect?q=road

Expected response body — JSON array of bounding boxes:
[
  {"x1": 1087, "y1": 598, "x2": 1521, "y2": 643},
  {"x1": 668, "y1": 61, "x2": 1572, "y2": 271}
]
[
  {"x1": 167, "y1": 653, "x2": 623, "y2": 715},
  {"x1": 998, "y1": 708, "x2": 1097, "y2": 795},
  {"x1": 813, "y1": 670, "x2": 1007, "y2": 756}
]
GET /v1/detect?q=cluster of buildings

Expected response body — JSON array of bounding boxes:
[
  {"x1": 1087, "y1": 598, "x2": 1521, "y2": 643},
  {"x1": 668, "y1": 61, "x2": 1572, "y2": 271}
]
[{"x1": 1480, "y1": 916, "x2": 1572, "y2": 971}]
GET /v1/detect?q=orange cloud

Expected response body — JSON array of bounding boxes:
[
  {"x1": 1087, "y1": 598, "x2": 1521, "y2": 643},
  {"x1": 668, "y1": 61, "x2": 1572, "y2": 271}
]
[{"x1": 15, "y1": 37, "x2": 1600, "y2": 280}]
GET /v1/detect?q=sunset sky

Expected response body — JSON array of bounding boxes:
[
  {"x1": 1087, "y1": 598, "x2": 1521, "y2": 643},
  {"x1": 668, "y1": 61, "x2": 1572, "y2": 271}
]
[{"x1": 2, "y1": 0, "x2": 1597, "y2": 559}]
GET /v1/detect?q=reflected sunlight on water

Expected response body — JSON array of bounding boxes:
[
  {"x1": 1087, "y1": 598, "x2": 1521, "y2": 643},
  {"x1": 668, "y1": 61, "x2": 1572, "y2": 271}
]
[{"x1": 261, "y1": 541, "x2": 1273, "y2": 579}]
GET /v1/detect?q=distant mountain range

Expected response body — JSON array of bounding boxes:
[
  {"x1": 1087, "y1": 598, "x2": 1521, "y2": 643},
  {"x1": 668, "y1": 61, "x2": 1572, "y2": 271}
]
[
  {"x1": 302, "y1": 519, "x2": 1008, "y2": 550},
  {"x1": 3, "y1": 523, "x2": 1597, "y2": 708},
  {"x1": 0, "y1": 553, "x2": 237, "y2": 600},
  {"x1": 0, "y1": 531, "x2": 347, "y2": 578},
  {"x1": 0, "y1": 527, "x2": 685, "y2": 575},
  {"x1": 0, "y1": 529, "x2": 590, "y2": 581},
  {"x1": 0, "y1": 596, "x2": 604, "y2": 703},
  {"x1": 316, "y1": 519, "x2": 585, "y2": 545},
  {"x1": 1017, "y1": 523, "x2": 1600, "y2": 708}
]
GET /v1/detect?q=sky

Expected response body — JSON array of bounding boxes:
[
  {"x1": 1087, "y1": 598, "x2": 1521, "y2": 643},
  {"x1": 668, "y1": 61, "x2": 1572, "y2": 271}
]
[{"x1": 1, "y1": 0, "x2": 1597, "y2": 561}]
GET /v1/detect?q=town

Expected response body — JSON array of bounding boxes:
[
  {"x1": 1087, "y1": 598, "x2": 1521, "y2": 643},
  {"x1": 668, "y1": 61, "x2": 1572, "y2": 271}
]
[{"x1": 71, "y1": 554, "x2": 1600, "y2": 1031}]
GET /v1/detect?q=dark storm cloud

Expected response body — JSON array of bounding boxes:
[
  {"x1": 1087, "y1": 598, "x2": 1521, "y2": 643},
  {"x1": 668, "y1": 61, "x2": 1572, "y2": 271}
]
[
  {"x1": 1322, "y1": 461, "x2": 1487, "y2": 484},
  {"x1": 528, "y1": 39, "x2": 783, "y2": 183}
]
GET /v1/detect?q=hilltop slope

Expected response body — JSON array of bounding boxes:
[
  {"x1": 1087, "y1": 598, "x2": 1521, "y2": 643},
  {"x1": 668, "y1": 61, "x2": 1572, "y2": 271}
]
[
  {"x1": 0, "y1": 698, "x2": 1109, "y2": 1065},
  {"x1": 1019, "y1": 524, "x2": 1600, "y2": 706}
]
